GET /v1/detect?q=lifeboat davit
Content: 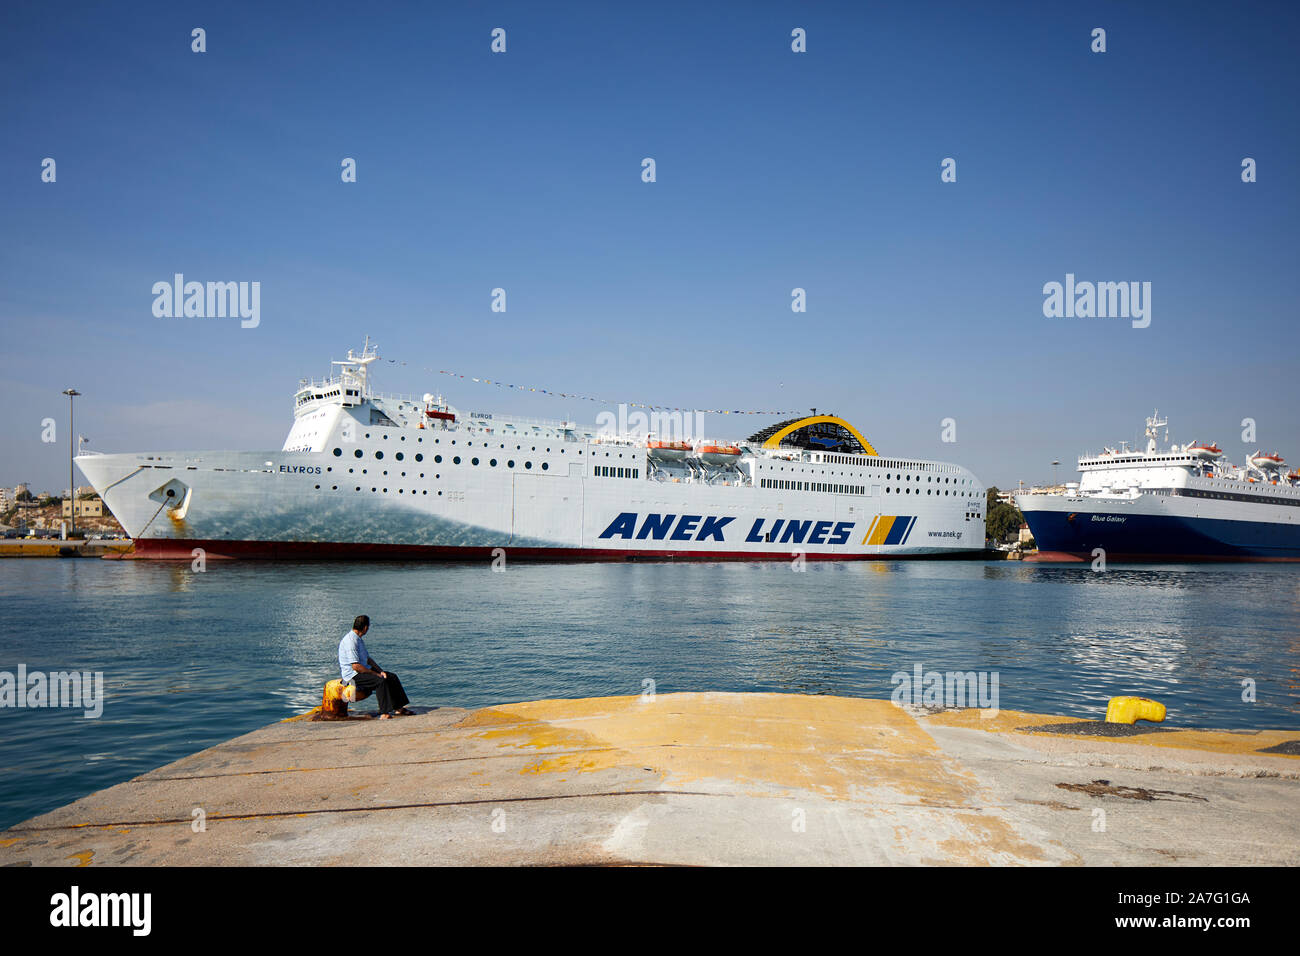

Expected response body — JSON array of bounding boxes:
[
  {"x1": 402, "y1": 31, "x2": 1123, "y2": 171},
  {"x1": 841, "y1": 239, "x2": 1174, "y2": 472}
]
[
  {"x1": 1249, "y1": 451, "x2": 1285, "y2": 471},
  {"x1": 647, "y1": 439, "x2": 691, "y2": 461},
  {"x1": 697, "y1": 443, "x2": 742, "y2": 466},
  {"x1": 1185, "y1": 442, "x2": 1222, "y2": 460}
]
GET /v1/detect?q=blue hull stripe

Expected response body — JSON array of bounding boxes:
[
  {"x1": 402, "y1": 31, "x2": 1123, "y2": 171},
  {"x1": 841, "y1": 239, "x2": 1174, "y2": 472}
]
[{"x1": 1023, "y1": 510, "x2": 1300, "y2": 559}]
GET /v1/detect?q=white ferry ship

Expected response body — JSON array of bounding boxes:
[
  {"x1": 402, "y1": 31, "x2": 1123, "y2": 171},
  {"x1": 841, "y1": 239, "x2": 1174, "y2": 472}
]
[
  {"x1": 1018, "y1": 412, "x2": 1300, "y2": 562},
  {"x1": 76, "y1": 343, "x2": 988, "y2": 560}
]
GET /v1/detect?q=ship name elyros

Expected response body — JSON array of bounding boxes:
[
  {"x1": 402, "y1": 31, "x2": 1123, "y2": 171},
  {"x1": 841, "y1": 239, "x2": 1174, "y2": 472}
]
[{"x1": 75, "y1": 344, "x2": 988, "y2": 560}]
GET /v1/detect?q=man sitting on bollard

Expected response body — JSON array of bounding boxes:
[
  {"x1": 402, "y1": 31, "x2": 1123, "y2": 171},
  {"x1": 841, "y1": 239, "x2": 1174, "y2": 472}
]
[{"x1": 338, "y1": 614, "x2": 412, "y2": 719}]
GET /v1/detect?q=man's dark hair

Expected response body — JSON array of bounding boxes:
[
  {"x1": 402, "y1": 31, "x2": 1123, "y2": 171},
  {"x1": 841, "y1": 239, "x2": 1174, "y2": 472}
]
[{"x1": 353, "y1": 615, "x2": 370, "y2": 633}]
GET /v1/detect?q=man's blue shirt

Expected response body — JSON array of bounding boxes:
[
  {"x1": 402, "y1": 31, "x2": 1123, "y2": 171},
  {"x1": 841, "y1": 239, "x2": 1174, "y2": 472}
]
[{"x1": 338, "y1": 630, "x2": 370, "y2": 683}]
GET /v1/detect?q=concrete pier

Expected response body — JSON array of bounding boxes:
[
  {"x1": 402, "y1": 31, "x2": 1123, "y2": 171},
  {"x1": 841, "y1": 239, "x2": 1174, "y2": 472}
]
[
  {"x1": 0, "y1": 539, "x2": 132, "y2": 558},
  {"x1": 2, "y1": 692, "x2": 1296, "y2": 866}
]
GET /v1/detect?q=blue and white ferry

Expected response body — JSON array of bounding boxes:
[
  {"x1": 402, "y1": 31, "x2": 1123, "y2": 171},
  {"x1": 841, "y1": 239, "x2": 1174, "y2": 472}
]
[{"x1": 1018, "y1": 413, "x2": 1300, "y2": 562}]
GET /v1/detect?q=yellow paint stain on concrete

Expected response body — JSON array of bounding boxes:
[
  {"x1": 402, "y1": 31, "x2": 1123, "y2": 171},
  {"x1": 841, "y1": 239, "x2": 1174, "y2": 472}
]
[
  {"x1": 0, "y1": 837, "x2": 20, "y2": 848},
  {"x1": 469, "y1": 694, "x2": 1004, "y2": 807},
  {"x1": 67, "y1": 850, "x2": 94, "y2": 867},
  {"x1": 282, "y1": 707, "x2": 321, "y2": 722},
  {"x1": 459, "y1": 693, "x2": 1064, "y2": 862},
  {"x1": 922, "y1": 708, "x2": 1300, "y2": 758}
]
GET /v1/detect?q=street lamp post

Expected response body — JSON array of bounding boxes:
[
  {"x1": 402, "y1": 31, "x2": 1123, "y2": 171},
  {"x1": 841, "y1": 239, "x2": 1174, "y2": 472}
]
[{"x1": 63, "y1": 389, "x2": 80, "y2": 535}]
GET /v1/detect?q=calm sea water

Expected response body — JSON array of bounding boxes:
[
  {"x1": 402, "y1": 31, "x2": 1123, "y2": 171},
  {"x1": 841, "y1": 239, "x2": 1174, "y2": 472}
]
[{"x1": 1, "y1": 558, "x2": 1297, "y2": 829}]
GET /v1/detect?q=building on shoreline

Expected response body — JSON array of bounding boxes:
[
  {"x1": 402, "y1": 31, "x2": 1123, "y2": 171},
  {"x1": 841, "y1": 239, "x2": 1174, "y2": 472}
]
[{"x1": 62, "y1": 495, "x2": 104, "y2": 518}]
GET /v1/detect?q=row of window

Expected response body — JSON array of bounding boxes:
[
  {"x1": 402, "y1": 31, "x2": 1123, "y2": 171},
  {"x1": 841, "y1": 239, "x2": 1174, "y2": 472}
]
[
  {"x1": 756, "y1": 477, "x2": 972, "y2": 497},
  {"x1": 314, "y1": 485, "x2": 442, "y2": 496},
  {"x1": 335, "y1": 448, "x2": 426, "y2": 462},
  {"x1": 595, "y1": 466, "x2": 639, "y2": 478},
  {"x1": 350, "y1": 431, "x2": 572, "y2": 453},
  {"x1": 1158, "y1": 487, "x2": 1300, "y2": 508},
  {"x1": 760, "y1": 462, "x2": 972, "y2": 486},
  {"x1": 761, "y1": 479, "x2": 864, "y2": 494},
  {"x1": 888, "y1": 487, "x2": 962, "y2": 496},
  {"x1": 332, "y1": 448, "x2": 549, "y2": 471}
]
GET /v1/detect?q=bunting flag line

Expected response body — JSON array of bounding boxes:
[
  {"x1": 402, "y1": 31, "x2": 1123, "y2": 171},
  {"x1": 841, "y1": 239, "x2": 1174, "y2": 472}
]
[{"x1": 381, "y1": 359, "x2": 797, "y2": 416}]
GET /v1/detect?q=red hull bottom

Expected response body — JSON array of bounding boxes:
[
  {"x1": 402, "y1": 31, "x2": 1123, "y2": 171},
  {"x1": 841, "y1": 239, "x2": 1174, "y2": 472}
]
[
  {"x1": 123, "y1": 537, "x2": 991, "y2": 563},
  {"x1": 1028, "y1": 550, "x2": 1300, "y2": 564}
]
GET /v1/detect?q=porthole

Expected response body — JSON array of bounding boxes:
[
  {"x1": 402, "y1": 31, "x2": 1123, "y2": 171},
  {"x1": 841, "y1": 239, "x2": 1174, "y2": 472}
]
[
  {"x1": 453, "y1": 456, "x2": 461, "y2": 465},
  {"x1": 508, "y1": 460, "x2": 515, "y2": 468},
  {"x1": 375, "y1": 451, "x2": 384, "y2": 460},
  {"x1": 333, "y1": 448, "x2": 342, "y2": 457},
  {"x1": 354, "y1": 449, "x2": 363, "y2": 458},
  {"x1": 395, "y1": 452, "x2": 404, "y2": 461},
  {"x1": 542, "y1": 462, "x2": 549, "y2": 470},
  {"x1": 432, "y1": 455, "x2": 439, "y2": 463},
  {"x1": 525, "y1": 461, "x2": 532, "y2": 469},
  {"x1": 472, "y1": 457, "x2": 480, "y2": 466},
  {"x1": 490, "y1": 459, "x2": 497, "y2": 467}
]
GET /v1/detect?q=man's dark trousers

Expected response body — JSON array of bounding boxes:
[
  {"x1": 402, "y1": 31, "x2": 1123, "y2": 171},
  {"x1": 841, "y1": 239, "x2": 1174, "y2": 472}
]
[{"x1": 352, "y1": 671, "x2": 410, "y2": 714}]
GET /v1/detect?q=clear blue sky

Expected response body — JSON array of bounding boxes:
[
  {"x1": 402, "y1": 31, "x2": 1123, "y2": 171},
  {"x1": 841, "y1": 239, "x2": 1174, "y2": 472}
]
[{"x1": 3, "y1": 0, "x2": 1297, "y2": 493}]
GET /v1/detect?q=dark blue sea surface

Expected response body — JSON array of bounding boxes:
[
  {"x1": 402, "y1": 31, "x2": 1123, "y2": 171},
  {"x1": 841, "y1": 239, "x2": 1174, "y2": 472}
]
[{"x1": 1, "y1": 559, "x2": 1297, "y2": 829}]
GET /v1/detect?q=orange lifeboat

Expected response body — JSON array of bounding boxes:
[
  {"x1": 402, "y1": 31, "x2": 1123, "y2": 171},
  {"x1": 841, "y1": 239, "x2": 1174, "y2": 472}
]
[
  {"x1": 647, "y1": 439, "x2": 691, "y2": 461},
  {"x1": 1249, "y1": 451, "x2": 1286, "y2": 471},
  {"x1": 697, "y1": 443, "x2": 742, "y2": 466}
]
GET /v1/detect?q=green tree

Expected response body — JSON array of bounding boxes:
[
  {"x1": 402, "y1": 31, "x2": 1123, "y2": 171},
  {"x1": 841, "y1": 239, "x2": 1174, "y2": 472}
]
[{"x1": 983, "y1": 488, "x2": 1024, "y2": 542}]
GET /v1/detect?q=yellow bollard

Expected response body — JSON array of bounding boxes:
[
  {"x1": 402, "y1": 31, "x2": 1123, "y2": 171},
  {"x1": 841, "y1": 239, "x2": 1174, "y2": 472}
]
[
  {"x1": 1105, "y1": 696, "x2": 1167, "y2": 725},
  {"x1": 321, "y1": 679, "x2": 361, "y2": 719}
]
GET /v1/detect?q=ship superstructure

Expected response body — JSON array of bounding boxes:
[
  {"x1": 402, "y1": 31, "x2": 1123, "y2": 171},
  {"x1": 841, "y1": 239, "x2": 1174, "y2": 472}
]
[
  {"x1": 1018, "y1": 412, "x2": 1300, "y2": 561},
  {"x1": 76, "y1": 343, "x2": 988, "y2": 560}
]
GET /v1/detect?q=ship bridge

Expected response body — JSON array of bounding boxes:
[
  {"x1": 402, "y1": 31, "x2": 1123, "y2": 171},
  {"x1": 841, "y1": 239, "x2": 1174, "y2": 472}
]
[{"x1": 747, "y1": 415, "x2": 878, "y2": 456}]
